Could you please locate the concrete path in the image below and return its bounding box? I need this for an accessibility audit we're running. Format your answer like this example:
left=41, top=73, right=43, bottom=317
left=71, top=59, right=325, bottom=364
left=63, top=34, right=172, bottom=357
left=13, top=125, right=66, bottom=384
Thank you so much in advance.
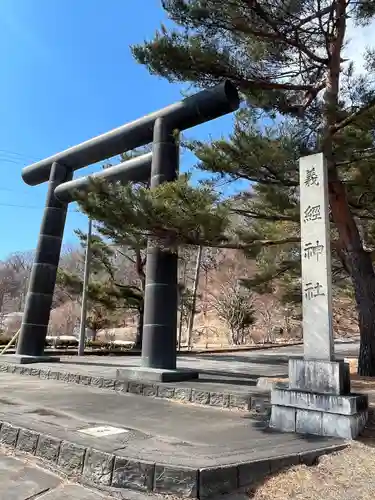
left=0, top=373, right=342, bottom=468
left=0, top=449, right=112, bottom=499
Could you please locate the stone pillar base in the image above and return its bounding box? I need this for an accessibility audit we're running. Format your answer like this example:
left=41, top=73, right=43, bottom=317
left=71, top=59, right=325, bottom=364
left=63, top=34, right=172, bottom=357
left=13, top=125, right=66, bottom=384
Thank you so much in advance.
left=116, top=367, right=199, bottom=383
left=269, top=358, right=368, bottom=439
left=0, top=354, right=60, bottom=364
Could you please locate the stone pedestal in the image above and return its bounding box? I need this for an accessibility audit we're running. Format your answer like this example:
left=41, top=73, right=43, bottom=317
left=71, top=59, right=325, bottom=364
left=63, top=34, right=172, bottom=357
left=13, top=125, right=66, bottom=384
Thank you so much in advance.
left=116, top=367, right=199, bottom=383
left=270, top=358, right=368, bottom=439
left=0, top=354, right=60, bottom=365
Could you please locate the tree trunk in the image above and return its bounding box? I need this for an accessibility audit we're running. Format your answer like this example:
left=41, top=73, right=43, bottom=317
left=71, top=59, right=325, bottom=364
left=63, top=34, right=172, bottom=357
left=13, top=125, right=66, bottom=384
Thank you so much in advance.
left=321, top=0, right=375, bottom=375
left=187, top=246, right=202, bottom=349
left=134, top=248, right=146, bottom=350
left=329, top=178, right=375, bottom=375
left=134, top=307, right=144, bottom=349
left=349, top=250, right=375, bottom=376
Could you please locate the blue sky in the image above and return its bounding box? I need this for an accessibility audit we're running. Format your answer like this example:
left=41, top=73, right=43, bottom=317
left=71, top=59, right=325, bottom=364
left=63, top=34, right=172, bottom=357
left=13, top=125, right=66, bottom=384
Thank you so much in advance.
left=0, top=0, right=237, bottom=260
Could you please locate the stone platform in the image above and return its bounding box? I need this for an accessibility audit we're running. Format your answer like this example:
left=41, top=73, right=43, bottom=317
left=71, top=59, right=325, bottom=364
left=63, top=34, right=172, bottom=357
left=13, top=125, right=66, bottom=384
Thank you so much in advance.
left=270, top=358, right=368, bottom=439
left=0, top=352, right=288, bottom=414
left=0, top=372, right=345, bottom=498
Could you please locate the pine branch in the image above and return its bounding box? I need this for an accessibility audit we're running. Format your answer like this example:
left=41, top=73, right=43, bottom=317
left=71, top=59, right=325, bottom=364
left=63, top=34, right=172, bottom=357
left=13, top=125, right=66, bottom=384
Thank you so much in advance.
left=330, top=97, right=375, bottom=134
left=211, top=237, right=299, bottom=249
left=293, top=5, right=333, bottom=30
left=335, top=147, right=375, bottom=166
left=237, top=79, right=316, bottom=92
left=231, top=208, right=299, bottom=222
left=245, top=0, right=329, bottom=65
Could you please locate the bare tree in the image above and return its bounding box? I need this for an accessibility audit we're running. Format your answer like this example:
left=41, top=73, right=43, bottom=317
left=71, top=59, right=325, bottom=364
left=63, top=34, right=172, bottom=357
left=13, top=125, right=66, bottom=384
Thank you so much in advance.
left=6, top=251, right=34, bottom=310
left=210, top=280, right=256, bottom=345
left=48, top=301, right=81, bottom=337
left=256, top=296, right=283, bottom=344
left=0, top=263, right=20, bottom=324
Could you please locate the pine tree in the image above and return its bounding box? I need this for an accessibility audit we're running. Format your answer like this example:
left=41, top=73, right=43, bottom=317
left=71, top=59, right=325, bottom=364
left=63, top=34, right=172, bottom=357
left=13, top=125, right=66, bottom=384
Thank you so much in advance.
left=75, top=0, right=375, bottom=374
left=57, top=231, right=145, bottom=345
left=128, top=0, right=375, bottom=376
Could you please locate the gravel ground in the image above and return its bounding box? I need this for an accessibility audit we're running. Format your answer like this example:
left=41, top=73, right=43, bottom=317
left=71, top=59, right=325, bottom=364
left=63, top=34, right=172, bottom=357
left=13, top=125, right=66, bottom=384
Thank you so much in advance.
left=250, top=442, right=375, bottom=500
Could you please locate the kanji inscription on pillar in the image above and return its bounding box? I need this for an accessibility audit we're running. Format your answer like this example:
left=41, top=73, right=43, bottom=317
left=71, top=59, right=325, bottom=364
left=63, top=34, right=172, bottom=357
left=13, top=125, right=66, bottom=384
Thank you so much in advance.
left=300, top=153, right=334, bottom=361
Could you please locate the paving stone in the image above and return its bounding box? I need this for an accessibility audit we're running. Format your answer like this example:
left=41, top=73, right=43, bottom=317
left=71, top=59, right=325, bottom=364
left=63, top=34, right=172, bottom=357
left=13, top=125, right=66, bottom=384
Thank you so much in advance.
left=269, top=454, right=300, bottom=472
left=114, top=380, right=128, bottom=392
left=90, top=377, right=103, bottom=388
left=16, top=428, right=39, bottom=454
left=48, top=370, right=60, bottom=380
left=83, top=449, right=114, bottom=486
left=36, top=484, right=110, bottom=499
left=238, top=459, right=270, bottom=487
left=39, top=369, right=50, bottom=379
left=36, top=435, right=61, bottom=462
left=79, top=375, right=92, bottom=386
left=0, top=423, right=19, bottom=447
left=154, top=464, right=198, bottom=497
left=30, top=367, right=41, bottom=377
left=191, top=390, right=210, bottom=405
left=200, top=465, right=238, bottom=498
left=157, top=386, right=175, bottom=399
left=59, top=371, right=70, bottom=383
left=112, top=457, right=154, bottom=491
left=58, top=441, right=86, bottom=475
left=174, top=388, right=192, bottom=402
left=210, top=392, right=229, bottom=407
left=143, top=384, right=158, bottom=397
left=128, top=382, right=143, bottom=395
left=102, top=378, right=115, bottom=389
left=68, top=373, right=81, bottom=384
left=230, top=394, right=251, bottom=411
left=251, top=396, right=270, bottom=414
left=0, top=457, right=61, bottom=498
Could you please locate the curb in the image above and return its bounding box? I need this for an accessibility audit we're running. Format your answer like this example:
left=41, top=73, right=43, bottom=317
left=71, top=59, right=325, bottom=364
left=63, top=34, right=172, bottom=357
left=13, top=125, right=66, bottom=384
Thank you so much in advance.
left=0, top=362, right=271, bottom=414
left=180, top=342, right=303, bottom=355
left=0, top=341, right=303, bottom=357
left=0, top=419, right=347, bottom=499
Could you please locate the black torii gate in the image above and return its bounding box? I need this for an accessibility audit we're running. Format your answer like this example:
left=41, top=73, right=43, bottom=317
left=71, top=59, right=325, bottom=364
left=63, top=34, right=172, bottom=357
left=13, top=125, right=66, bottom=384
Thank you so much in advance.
left=4, top=81, right=239, bottom=381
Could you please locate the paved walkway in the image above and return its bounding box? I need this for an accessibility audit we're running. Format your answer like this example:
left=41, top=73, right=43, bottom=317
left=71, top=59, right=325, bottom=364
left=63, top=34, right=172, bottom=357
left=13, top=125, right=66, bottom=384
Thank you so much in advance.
left=0, top=374, right=343, bottom=468
left=0, top=344, right=353, bottom=498
left=0, top=449, right=113, bottom=499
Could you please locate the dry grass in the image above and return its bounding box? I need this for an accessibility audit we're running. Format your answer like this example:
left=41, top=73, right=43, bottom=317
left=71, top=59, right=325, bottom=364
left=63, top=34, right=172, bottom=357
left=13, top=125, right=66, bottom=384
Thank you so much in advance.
left=250, top=442, right=375, bottom=500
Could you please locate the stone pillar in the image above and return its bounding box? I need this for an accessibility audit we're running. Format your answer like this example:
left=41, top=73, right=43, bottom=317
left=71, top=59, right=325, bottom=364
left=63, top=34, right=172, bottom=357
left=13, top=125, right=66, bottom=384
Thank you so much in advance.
left=141, top=117, right=179, bottom=370
left=269, top=153, right=368, bottom=439
left=7, top=162, right=72, bottom=363
left=116, top=118, right=198, bottom=382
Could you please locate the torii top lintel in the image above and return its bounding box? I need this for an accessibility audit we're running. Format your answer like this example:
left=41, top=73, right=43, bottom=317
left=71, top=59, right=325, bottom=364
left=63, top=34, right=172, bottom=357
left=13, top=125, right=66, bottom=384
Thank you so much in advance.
left=22, top=81, right=240, bottom=186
